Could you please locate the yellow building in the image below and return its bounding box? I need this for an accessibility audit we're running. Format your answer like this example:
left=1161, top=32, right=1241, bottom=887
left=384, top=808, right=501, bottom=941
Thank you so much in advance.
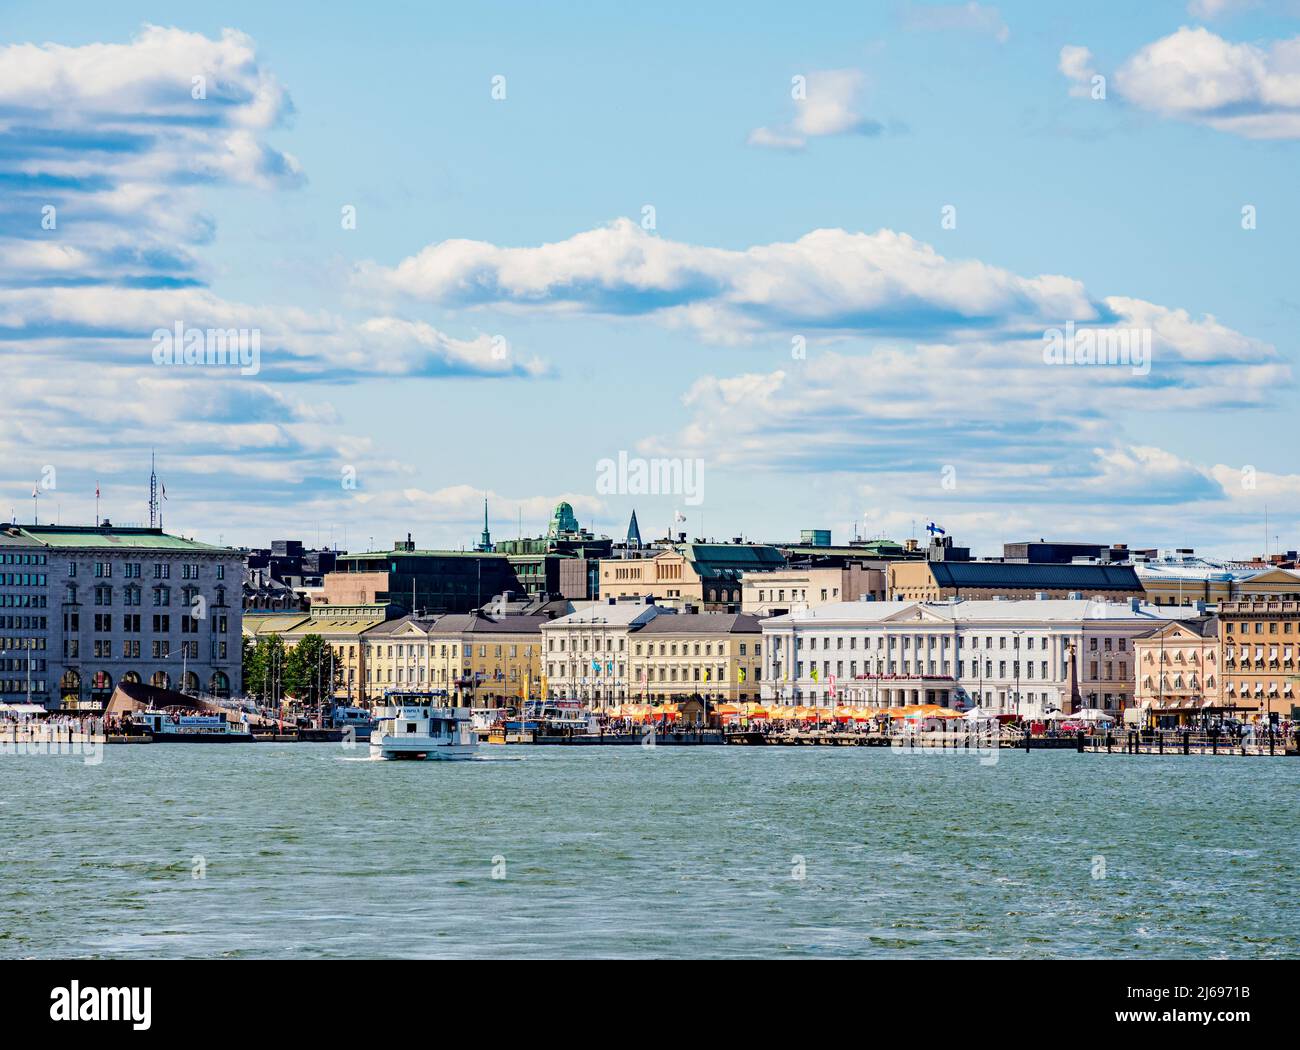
left=628, top=612, right=763, bottom=704
left=1218, top=599, right=1300, bottom=720
left=1132, top=618, right=1220, bottom=725
left=361, top=611, right=546, bottom=708
left=600, top=542, right=785, bottom=610
left=1137, top=562, right=1300, bottom=607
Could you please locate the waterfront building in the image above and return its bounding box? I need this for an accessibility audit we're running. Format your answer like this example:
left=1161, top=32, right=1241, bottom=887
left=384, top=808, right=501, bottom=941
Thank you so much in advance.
left=541, top=597, right=671, bottom=706
left=628, top=612, right=763, bottom=704
left=1132, top=616, right=1220, bottom=724
left=599, top=541, right=785, bottom=610
left=361, top=610, right=548, bottom=708
left=0, top=523, right=243, bottom=710
left=760, top=597, right=1199, bottom=718
left=1217, top=598, right=1300, bottom=720
left=741, top=563, right=885, bottom=616
left=886, top=560, right=1144, bottom=602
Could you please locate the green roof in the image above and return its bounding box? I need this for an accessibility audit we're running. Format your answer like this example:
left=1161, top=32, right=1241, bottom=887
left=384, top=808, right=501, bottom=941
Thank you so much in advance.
left=15, top=525, right=232, bottom=552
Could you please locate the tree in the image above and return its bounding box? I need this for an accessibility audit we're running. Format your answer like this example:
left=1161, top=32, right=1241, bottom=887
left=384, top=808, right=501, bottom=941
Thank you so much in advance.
left=284, top=634, right=342, bottom=708
left=244, top=634, right=288, bottom=704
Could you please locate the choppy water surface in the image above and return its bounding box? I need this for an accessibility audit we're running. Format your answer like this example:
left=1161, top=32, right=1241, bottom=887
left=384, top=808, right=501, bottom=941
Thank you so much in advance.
left=1, top=743, right=1296, bottom=958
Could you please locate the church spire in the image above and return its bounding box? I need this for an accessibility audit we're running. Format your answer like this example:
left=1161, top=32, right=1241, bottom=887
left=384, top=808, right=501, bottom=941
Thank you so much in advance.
left=627, top=509, right=642, bottom=549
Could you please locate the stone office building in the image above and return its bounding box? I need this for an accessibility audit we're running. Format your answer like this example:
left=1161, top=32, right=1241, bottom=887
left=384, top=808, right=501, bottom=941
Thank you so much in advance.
left=0, top=524, right=244, bottom=710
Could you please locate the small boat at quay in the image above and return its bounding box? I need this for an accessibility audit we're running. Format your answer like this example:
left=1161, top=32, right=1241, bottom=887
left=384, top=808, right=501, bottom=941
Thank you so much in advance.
left=326, top=704, right=374, bottom=741
left=126, top=708, right=254, bottom=743
left=370, top=693, right=477, bottom=760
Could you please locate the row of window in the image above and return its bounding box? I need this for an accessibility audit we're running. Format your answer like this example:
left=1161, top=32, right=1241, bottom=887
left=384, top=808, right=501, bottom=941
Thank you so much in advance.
left=1225, top=620, right=1298, bottom=634
left=785, top=658, right=1129, bottom=682
left=0, top=615, right=45, bottom=630
left=76, top=640, right=229, bottom=660
left=0, top=679, right=46, bottom=693
left=0, top=594, right=47, bottom=608
left=0, top=553, right=46, bottom=565
left=0, top=658, right=45, bottom=672
left=0, top=573, right=46, bottom=586
left=81, top=561, right=221, bottom=580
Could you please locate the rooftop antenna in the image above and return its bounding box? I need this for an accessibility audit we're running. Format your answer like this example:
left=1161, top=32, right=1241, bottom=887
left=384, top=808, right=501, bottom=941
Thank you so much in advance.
left=149, top=449, right=158, bottom=529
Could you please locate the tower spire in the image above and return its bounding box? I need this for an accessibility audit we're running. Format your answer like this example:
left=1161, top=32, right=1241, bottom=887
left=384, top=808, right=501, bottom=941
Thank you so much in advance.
left=478, top=496, right=492, bottom=552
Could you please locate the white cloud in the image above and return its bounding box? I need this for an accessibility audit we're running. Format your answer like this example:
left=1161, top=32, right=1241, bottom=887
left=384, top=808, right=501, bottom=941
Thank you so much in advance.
left=748, top=69, right=881, bottom=150
left=367, top=218, right=1108, bottom=342
left=1114, top=26, right=1300, bottom=139
left=0, top=26, right=548, bottom=545
left=1059, top=45, right=1100, bottom=98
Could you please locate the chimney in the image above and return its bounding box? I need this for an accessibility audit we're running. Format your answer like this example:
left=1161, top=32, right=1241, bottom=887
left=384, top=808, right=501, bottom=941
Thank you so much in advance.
left=1194, top=600, right=1207, bottom=614
left=606, top=596, right=617, bottom=606
left=1129, top=598, right=1141, bottom=612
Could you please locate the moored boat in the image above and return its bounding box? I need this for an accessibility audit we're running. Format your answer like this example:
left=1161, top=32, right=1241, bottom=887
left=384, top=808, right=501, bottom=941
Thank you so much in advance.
left=127, top=708, right=254, bottom=743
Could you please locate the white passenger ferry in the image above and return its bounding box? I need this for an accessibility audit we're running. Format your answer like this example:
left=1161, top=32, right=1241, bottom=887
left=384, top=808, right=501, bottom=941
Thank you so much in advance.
left=370, top=692, right=477, bottom=760
left=128, top=708, right=254, bottom=743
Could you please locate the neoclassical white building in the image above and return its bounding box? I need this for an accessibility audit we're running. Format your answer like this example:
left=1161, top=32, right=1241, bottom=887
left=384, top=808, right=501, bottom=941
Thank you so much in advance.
left=760, top=597, right=1204, bottom=718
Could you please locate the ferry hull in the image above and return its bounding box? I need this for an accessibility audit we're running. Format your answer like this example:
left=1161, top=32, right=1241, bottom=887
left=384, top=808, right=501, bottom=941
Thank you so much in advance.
left=369, top=739, right=477, bottom=761
left=139, top=732, right=256, bottom=743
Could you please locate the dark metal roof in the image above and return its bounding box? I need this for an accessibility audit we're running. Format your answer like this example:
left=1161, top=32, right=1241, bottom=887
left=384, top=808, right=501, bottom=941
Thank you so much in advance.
left=635, top=613, right=762, bottom=635
left=928, top=561, right=1142, bottom=591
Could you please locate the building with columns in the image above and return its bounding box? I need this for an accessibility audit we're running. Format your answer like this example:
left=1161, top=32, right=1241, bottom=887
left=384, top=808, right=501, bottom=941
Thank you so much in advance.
left=760, top=597, right=1200, bottom=719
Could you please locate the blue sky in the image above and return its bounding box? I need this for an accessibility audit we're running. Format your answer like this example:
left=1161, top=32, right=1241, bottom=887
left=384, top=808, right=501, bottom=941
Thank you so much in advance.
left=3, top=1, right=1299, bottom=557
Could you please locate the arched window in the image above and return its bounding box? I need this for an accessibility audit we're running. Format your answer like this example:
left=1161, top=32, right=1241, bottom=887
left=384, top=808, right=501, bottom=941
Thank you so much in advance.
left=150, top=671, right=170, bottom=690
left=209, top=671, right=231, bottom=698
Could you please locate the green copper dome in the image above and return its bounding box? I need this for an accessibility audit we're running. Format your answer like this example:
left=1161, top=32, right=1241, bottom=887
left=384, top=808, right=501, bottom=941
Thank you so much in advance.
left=548, top=501, right=580, bottom=537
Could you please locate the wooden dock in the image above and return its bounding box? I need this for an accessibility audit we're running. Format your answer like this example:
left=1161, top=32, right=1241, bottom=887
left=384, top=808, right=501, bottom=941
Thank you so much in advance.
left=1083, top=729, right=1298, bottom=757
